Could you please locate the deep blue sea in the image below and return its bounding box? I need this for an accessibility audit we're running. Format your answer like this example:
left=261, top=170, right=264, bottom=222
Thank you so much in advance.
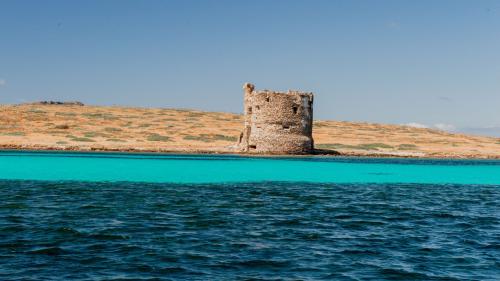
left=0, top=152, right=499, bottom=280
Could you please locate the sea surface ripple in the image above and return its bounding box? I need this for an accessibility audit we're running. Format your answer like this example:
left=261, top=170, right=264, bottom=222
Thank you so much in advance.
left=0, top=180, right=499, bottom=280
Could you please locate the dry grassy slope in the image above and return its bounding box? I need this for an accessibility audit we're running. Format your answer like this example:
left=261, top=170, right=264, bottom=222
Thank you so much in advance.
left=0, top=104, right=499, bottom=158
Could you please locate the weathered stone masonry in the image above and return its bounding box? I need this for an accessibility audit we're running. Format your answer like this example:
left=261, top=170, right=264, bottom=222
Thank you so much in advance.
left=238, top=83, right=314, bottom=154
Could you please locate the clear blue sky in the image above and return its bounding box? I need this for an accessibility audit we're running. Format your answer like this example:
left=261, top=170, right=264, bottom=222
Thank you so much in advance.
left=1, top=0, right=499, bottom=136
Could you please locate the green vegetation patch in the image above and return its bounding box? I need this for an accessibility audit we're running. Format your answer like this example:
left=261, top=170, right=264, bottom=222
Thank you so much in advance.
left=188, top=124, right=205, bottom=128
left=359, top=143, right=393, bottom=150
left=106, top=138, right=127, bottom=142
left=316, top=143, right=394, bottom=151
left=3, top=132, right=26, bottom=136
left=122, top=115, right=140, bottom=119
left=187, top=112, right=206, bottom=118
left=28, top=109, right=46, bottom=114
left=66, top=134, right=95, bottom=142
left=83, top=131, right=109, bottom=138
left=70, top=137, right=95, bottom=142
left=184, top=135, right=210, bottom=142
left=56, top=141, right=68, bottom=145
left=213, top=116, right=228, bottom=121
left=147, top=133, right=171, bottom=142
left=212, top=134, right=238, bottom=142
left=397, top=144, right=419, bottom=150
left=315, top=143, right=345, bottom=150
left=184, top=134, right=238, bottom=143
left=54, top=124, right=70, bottom=130
left=104, top=127, right=123, bottom=133
left=0, top=125, right=19, bottom=130
left=45, top=130, right=68, bottom=135
left=55, top=112, right=77, bottom=117
left=81, top=112, right=118, bottom=120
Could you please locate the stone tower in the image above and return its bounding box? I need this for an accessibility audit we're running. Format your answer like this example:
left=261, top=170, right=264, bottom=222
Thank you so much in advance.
left=238, top=83, right=314, bottom=154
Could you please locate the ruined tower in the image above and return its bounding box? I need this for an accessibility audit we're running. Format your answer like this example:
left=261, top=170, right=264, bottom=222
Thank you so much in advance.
left=238, top=83, right=314, bottom=154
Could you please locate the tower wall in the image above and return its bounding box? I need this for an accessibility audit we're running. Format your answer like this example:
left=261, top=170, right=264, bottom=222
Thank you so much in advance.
left=238, top=83, right=314, bottom=154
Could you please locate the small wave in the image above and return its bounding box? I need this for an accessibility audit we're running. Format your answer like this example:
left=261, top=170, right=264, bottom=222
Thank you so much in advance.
left=271, top=218, right=303, bottom=226
left=0, top=203, right=27, bottom=209
left=480, top=243, right=500, bottom=250
left=27, top=246, right=68, bottom=256
left=88, top=233, right=130, bottom=240
left=379, top=268, right=438, bottom=280
left=229, top=259, right=292, bottom=269
left=56, top=226, right=82, bottom=236
left=340, top=249, right=380, bottom=255
left=157, top=266, right=189, bottom=274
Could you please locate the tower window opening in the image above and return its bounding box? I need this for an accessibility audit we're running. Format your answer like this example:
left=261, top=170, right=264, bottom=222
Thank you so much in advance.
left=283, top=125, right=290, bottom=130
left=292, top=106, right=298, bottom=114
left=247, top=107, right=252, bottom=114
left=265, top=97, right=270, bottom=102
left=249, top=145, right=257, bottom=150
left=256, top=105, right=260, bottom=110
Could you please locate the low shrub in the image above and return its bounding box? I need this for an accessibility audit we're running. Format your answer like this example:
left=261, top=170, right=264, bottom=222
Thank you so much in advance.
left=83, top=132, right=109, bottom=138
left=106, top=138, right=127, bottom=142
left=70, top=137, right=95, bottom=142
left=28, top=109, right=46, bottom=114
left=54, top=124, right=70, bottom=130
left=316, top=143, right=393, bottom=151
left=212, top=134, right=238, bottom=142
left=55, top=112, right=76, bottom=117
left=147, top=134, right=171, bottom=142
left=397, top=144, right=419, bottom=150
left=104, top=127, right=122, bottom=132
left=81, top=113, right=117, bottom=120
left=3, top=132, right=25, bottom=136
left=184, top=134, right=237, bottom=142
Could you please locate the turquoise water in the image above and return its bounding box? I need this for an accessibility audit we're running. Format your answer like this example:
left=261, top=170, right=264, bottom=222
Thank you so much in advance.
left=1, top=152, right=499, bottom=280
left=0, top=151, right=499, bottom=184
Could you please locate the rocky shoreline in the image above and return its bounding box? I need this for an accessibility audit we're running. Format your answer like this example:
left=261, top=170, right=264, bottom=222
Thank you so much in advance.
left=1, top=144, right=499, bottom=160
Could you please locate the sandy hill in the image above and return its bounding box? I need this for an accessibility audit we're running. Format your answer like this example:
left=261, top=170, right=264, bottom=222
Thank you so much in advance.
left=0, top=104, right=499, bottom=158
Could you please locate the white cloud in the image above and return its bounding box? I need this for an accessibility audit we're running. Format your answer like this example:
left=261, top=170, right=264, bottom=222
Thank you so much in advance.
left=404, top=122, right=429, bottom=129
left=0, top=79, right=5, bottom=86
left=434, top=123, right=456, bottom=132
left=404, top=122, right=457, bottom=132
